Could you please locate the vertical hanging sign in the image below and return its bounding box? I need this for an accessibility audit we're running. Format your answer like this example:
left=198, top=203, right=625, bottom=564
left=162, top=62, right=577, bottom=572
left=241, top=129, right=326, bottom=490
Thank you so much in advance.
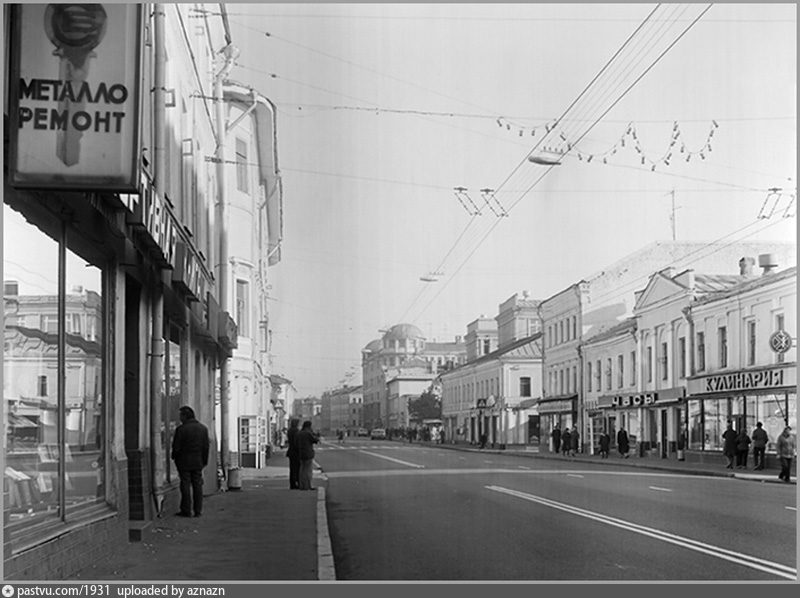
left=8, top=4, right=143, bottom=191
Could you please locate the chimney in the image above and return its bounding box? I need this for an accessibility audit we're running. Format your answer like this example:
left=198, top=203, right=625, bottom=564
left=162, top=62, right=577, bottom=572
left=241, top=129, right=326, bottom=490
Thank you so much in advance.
left=758, top=253, right=778, bottom=275
left=738, top=257, right=756, bottom=277
left=4, top=280, right=19, bottom=296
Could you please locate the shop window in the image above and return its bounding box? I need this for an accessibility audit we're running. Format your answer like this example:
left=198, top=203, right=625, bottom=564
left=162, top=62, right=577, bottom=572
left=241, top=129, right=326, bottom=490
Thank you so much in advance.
left=687, top=400, right=703, bottom=450
left=718, top=326, right=728, bottom=368
left=696, top=332, right=705, bottom=372
left=3, top=204, right=106, bottom=547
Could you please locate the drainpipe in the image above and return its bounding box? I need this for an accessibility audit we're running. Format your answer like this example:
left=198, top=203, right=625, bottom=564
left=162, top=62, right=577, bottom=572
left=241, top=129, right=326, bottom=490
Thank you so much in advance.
left=214, top=9, right=238, bottom=487
left=151, top=2, right=166, bottom=513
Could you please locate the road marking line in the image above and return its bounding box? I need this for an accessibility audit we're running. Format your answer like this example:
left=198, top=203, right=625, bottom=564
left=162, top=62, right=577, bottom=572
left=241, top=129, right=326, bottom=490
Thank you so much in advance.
left=786, top=506, right=797, bottom=511
left=359, top=450, right=425, bottom=468
left=518, top=466, right=531, bottom=470
left=483, top=460, right=493, bottom=464
left=486, top=485, right=797, bottom=581
left=649, top=486, right=673, bottom=492
left=567, top=473, right=584, bottom=478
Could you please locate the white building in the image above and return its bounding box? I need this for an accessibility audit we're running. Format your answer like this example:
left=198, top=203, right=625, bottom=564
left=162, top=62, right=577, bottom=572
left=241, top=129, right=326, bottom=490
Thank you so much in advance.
left=222, top=82, right=283, bottom=468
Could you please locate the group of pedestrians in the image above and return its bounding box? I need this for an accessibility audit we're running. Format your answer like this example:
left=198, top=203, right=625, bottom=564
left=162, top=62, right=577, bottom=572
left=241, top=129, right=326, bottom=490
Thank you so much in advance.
left=286, top=418, right=320, bottom=490
left=721, top=421, right=795, bottom=481
left=550, top=424, right=581, bottom=457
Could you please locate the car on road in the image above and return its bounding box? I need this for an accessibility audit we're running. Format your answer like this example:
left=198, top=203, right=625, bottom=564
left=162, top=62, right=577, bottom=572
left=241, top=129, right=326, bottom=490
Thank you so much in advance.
left=356, top=428, right=369, bottom=437
left=370, top=428, right=387, bottom=440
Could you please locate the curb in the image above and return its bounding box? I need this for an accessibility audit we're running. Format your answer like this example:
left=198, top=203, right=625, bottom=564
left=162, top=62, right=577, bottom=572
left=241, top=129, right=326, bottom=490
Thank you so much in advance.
left=316, top=484, right=336, bottom=581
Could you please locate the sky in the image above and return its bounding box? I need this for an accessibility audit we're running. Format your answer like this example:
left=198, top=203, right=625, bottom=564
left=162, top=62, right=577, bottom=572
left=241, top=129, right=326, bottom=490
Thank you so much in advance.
left=219, top=2, right=797, bottom=397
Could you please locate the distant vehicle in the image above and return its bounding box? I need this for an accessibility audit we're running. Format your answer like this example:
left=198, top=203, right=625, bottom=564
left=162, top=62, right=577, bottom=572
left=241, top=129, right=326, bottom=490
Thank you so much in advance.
left=370, top=428, right=387, bottom=440
left=357, top=428, right=369, bottom=437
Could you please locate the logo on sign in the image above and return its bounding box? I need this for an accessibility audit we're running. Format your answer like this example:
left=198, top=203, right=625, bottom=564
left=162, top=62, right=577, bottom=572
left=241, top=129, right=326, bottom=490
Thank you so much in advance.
left=769, top=329, right=792, bottom=354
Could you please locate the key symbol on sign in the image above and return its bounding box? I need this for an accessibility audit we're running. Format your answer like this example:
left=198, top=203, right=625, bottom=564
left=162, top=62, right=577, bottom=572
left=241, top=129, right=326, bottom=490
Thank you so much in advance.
left=44, top=4, right=108, bottom=166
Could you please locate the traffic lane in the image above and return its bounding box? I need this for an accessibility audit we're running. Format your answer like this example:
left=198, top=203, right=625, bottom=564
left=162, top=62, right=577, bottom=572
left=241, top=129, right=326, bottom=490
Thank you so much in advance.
left=326, top=469, right=790, bottom=580
left=496, top=469, right=796, bottom=568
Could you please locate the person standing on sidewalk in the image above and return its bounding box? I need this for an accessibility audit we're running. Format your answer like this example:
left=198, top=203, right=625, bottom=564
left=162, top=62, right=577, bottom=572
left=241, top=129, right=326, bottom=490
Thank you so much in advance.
left=735, top=426, right=751, bottom=469
left=551, top=424, right=562, bottom=454
left=297, top=420, right=320, bottom=490
left=570, top=427, right=580, bottom=457
left=171, top=406, right=210, bottom=518
left=286, top=418, right=301, bottom=489
left=617, top=426, right=630, bottom=458
left=599, top=430, right=611, bottom=458
left=776, top=426, right=796, bottom=483
left=561, top=427, right=571, bottom=456
left=722, top=421, right=737, bottom=469
left=751, top=422, right=769, bottom=470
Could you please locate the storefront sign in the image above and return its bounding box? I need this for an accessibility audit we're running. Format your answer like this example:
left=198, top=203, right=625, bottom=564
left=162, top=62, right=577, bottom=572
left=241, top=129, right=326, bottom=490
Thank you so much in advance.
left=612, top=393, right=658, bottom=407
left=689, top=368, right=796, bottom=395
left=142, top=185, right=177, bottom=268
left=537, top=399, right=574, bottom=414
left=172, top=241, right=208, bottom=302
left=8, top=4, right=142, bottom=191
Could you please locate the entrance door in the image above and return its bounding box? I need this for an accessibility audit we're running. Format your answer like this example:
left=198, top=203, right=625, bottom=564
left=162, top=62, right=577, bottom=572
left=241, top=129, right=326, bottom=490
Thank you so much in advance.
left=660, top=409, right=668, bottom=458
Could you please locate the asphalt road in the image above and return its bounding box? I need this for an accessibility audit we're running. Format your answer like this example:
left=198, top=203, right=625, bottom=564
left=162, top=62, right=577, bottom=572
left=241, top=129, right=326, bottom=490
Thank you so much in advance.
left=315, top=438, right=797, bottom=581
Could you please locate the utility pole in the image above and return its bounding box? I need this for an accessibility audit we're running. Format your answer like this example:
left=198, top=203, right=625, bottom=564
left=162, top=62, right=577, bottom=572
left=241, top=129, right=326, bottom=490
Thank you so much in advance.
left=668, top=189, right=679, bottom=241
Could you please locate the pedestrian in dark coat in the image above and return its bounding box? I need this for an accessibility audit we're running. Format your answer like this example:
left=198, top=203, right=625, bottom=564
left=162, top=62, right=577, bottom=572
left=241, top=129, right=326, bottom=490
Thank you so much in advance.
left=599, top=431, right=611, bottom=458
left=751, top=422, right=769, bottom=470
left=776, top=426, right=796, bottom=483
left=735, top=428, right=751, bottom=469
left=722, top=421, right=737, bottom=469
left=551, top=424, right=562, bottom=454
left=171, top=406, right=210, bottom=517
left=617, top=427, right=630, bottom=458
left=286, top=418, right=301, bottom=489
left=561, top=428, right=571, bottom=455
left=296, top=420, right=320, bottom=490
left=570, top=427, right=580, bottom=457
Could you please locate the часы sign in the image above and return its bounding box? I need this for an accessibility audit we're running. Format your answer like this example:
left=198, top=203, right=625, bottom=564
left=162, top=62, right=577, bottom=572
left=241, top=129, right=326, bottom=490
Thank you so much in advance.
left=8, top=4, right=142, bottom=191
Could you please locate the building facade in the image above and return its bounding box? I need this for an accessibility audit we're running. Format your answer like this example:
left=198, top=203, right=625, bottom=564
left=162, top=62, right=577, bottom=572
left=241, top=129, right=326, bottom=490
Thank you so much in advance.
left=684, top=261, right=796, bottom=465
left=222, top=82, right=283, bottom=469
left=3, top=4, right=237, bottom=578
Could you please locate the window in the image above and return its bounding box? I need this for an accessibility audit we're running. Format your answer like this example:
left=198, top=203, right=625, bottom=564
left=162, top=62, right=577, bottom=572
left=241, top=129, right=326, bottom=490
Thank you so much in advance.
left=606, top=358, right=612, bottom=391
left=572, top=316, right=577, bottom=339
left=3, top=204, right=106, bottom=547
left=719, top=326, right=728, bottom=368
left=595, top=359, right=601, bottom=391
left=483, top=339, right=491, bottom=355
left=587, top=361, right=593, bottom=392
left=776, top=314, right=785, bottom=363
left=520, top=377, right=531, bottom=397
left=559, top=321, right=564, bottom=344
left=617, top=355, right=624, bottom=388
left=572, top=366, right=576, bottom=393
left=547, top=325, right=552, bottom=347
left=661, top=342, right=669, bottom=380
left=646, top=346, right=653, bottom=382
left=630, top=351, right=636, bottom=385
left=559, top=370, right=564, bottom=394
left=235, top=137, right=249, bottom=193
left=697, top=332, right=705, bottom=372
left=678, top=337, right=686, bottom=378
left=747, top=320, right=756, bottom=366
left=235, top=279, right=249, bottom=337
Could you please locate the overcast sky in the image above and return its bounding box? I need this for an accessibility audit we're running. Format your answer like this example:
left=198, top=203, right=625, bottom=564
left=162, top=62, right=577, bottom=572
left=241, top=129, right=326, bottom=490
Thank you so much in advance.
left=221, top=3, right=797, bottom=397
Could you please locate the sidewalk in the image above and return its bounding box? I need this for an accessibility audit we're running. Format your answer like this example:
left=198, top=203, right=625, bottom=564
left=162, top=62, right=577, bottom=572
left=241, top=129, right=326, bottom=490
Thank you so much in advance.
left=69, top=464, right=334, bottom=582
left=68, top=443, right=793, bottom=582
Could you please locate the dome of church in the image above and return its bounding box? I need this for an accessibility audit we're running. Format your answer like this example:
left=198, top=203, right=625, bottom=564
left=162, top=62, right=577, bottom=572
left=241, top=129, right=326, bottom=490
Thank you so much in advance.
left=383, top=323, right=425, bottom=341
left=363, top=339, right=382, bottom=352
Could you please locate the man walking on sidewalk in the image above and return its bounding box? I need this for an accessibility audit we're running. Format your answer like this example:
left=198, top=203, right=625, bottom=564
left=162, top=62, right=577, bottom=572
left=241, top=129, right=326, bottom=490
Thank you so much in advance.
left=297, top=420, right=320, bottom=490
left=172, top=406, right=210, bottom=517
